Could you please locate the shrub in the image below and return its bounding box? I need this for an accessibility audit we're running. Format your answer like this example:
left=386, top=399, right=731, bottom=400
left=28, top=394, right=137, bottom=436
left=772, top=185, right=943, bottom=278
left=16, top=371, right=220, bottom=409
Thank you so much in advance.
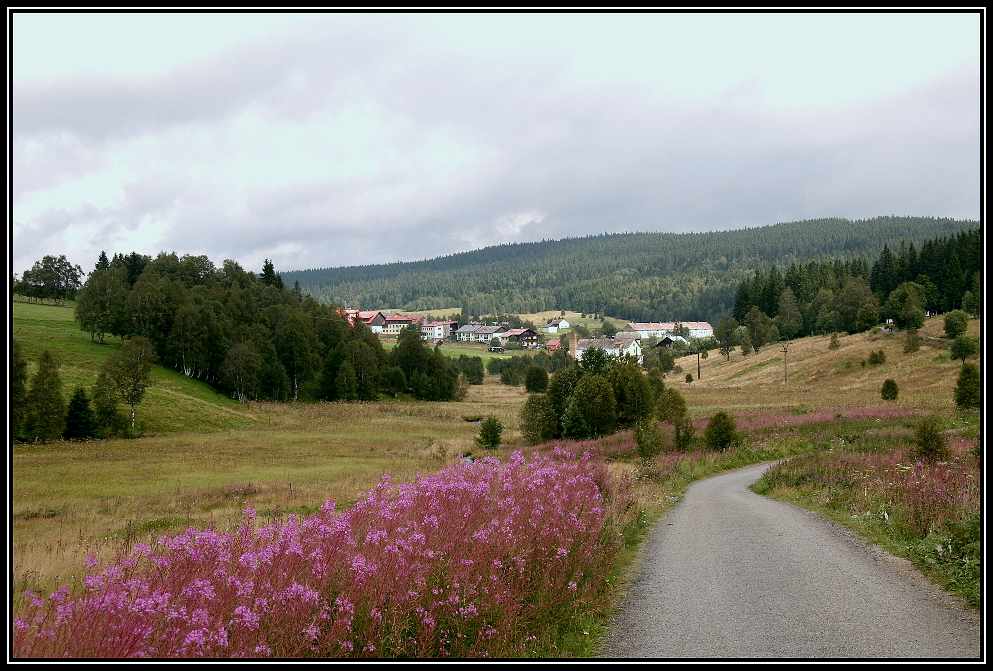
left=519, top=394, right=557, bottom=445
left=476, top=416, right=503, bottom=450
left=949, top=336, right=979, bottom=364
left=954, top=363, right=980, bottom=411
left=880, top=379, right=899, bottom=401
left=867, top=349, right=886, bottom=365
left=903, top=328, right=920, bottom=354
left=685, top=373, right=693, bottom=384
left=656, top=388, right=687, bottom=426
left=912, top=416, right=948, bottom=463
left=524, top=366, right=549, bottom=393
left=704, top=411, right=740, bottom=451
left=943, top=310, right=969, bottom=339
left=673, top=417, right=696, bottom=452
left=633, top=418, right=664, bottom=459
left=828, top=333, right=841, bottom=350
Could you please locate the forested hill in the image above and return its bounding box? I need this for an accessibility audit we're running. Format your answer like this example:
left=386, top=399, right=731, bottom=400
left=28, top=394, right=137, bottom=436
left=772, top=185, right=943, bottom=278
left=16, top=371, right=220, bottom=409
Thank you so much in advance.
left=282, top=216, right=979, bottom=323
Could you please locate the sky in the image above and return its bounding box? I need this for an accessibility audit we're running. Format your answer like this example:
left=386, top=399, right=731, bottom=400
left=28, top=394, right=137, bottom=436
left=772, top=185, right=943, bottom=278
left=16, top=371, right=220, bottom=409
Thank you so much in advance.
left=10, top=11, right=982, bottom=278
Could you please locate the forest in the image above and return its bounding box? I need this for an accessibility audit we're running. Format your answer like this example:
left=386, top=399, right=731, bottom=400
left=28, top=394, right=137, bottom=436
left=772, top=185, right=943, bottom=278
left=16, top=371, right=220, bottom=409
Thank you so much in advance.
left=724, top=228, right=981, bottom=346
left=13, top=252, right=471, bottom=427
left=12, top=220, right=980, bottom=431
left=280, top=216, right=978, bottom=322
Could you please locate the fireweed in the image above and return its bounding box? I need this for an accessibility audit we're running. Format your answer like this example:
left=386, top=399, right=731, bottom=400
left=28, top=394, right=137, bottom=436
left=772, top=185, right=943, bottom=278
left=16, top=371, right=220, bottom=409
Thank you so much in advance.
left=13, top=449, right=633, bottom=659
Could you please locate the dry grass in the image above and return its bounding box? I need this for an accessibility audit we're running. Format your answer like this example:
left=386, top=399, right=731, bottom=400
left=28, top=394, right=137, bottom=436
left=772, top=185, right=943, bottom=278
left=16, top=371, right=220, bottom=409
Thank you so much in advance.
left=678, top=317, right=978, bottom=415
left=12, top=376, right=527, bottom=597
left=13, top=313, right=979, bottom=604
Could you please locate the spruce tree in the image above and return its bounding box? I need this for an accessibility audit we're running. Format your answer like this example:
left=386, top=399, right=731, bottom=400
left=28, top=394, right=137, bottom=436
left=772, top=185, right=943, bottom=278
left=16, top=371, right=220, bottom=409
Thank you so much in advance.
left=63, top=387, right=97, bottom=440
left=954, top=363, right=980, bottom=411
left=24, top=349, right=67, bottom=442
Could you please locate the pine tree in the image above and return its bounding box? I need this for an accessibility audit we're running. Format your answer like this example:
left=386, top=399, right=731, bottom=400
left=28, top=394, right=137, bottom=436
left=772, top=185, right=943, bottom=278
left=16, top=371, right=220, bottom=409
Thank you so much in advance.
left=954, top=363, right=980, bottom=411
left=63, top=387, right=97, bottom=440
left=24, top=349, right=67, bottom=442
left=880, top=379, right=899, bottom=401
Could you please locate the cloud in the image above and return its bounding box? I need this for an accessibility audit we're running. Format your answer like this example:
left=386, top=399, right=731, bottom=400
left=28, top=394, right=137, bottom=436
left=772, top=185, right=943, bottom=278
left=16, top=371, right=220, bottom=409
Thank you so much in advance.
left=12, top=18, right=980, bottom=277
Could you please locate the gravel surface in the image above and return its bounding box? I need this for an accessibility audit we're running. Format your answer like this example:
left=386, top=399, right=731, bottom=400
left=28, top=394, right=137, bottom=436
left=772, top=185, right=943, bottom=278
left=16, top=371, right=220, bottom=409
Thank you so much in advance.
left=602, top=462, right=981, bottom=659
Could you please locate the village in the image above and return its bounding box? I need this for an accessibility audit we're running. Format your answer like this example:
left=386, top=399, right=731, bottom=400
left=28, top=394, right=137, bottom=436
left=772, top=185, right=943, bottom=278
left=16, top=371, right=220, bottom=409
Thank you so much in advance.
left=334, top=308, right=714, bottom=363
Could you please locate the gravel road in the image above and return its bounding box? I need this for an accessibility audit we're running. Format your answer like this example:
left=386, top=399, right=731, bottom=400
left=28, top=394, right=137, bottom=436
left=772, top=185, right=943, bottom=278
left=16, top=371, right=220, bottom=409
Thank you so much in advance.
left=602, top=462, right=981, bottom=659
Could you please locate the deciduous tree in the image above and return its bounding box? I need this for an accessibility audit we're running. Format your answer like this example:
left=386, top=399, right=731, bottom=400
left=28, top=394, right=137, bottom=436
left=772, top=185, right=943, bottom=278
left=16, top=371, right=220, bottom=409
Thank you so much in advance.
left=105, top=337, right=158, bottom=432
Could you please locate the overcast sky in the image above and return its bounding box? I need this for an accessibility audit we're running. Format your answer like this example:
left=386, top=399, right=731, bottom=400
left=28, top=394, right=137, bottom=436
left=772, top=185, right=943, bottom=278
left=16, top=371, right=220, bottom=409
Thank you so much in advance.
left=11, top=11, right=981, bottom=277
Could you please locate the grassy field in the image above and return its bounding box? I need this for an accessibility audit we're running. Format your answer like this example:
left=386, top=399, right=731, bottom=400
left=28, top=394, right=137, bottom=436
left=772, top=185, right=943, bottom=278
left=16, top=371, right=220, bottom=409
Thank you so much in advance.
left=12, top=299, right=981, bottom=648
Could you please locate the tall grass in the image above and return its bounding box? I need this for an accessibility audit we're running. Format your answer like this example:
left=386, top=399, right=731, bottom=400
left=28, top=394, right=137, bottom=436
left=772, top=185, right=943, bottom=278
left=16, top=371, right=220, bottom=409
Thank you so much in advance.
left=13, top=449, right=634, bottom=658
left=755, top=434, right=981, bottom=607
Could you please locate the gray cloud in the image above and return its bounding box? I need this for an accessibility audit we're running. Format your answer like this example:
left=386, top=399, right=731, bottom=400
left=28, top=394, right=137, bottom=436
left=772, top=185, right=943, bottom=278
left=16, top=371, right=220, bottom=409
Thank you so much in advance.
left=12, top=21, right=979, bottom=277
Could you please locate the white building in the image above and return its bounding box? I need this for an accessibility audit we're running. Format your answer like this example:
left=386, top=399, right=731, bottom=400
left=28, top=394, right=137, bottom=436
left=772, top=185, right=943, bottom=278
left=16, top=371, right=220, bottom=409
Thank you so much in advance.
left=625, top=321, right=713, bottom=339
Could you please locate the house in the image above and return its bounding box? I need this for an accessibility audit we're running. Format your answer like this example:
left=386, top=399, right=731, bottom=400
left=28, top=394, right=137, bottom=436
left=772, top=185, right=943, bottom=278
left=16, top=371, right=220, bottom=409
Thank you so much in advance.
left=625, top=321, right=714, bottom=339
left=471, top=325, right=507, bottom=344
left=500, top=327, right=539, bottom=346
left=653, top=335, right=689, bottom=348
left=455, top=324, right=483, bottom=341
left=358, top=310, right=387, bottom=333
left=382, top=314, right=425, bottom=335
left=546, top=338, right=562, bottom=353
left=335, top=309, right=361, bottom=326
left=541, top=318, right=571, bottom=334
left=573, top=335, right=643, bottom=364
left=421, top=321, right=457, bottom=340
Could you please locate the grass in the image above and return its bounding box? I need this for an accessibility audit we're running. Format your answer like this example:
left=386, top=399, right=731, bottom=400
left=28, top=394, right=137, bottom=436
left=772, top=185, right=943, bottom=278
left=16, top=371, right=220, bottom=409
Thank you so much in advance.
left=12, top=302, right=982, bottom=656
left=13, top=301, right=258, bottom=435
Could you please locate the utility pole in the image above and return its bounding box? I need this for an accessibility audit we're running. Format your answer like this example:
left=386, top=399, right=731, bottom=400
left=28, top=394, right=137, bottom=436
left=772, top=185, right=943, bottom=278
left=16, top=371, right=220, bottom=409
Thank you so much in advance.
left=782, top=341, right=790, bottom=383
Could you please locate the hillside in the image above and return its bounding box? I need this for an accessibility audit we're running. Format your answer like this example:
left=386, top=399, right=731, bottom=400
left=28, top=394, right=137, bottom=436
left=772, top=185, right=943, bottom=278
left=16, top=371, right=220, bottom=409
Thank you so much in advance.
left=679, top=315, right=980, bottom=415
left=13, top=301, right=259, bottom=435
left=281, top=216, right=978, bottom=322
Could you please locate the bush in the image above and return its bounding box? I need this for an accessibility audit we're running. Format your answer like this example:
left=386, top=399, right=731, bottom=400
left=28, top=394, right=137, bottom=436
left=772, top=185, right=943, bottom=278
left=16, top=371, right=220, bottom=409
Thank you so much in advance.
left=524, top=366, right=549, bottom=393
left=912, top=416, right=948, bottom=463
left=685, top=373, right=693, bottom=384
left=519, top=394, right=557, bottom=445
left=633, top=418, right=664, bottom=459
left=943, top=310, right=969, bottom=339
left=880, top=379, right=899, bottom=401
left=867, top=349, right=886, bottom=365
left=949, top=335, right=979, bottom=364
left=828, top=333, right=841, bottom=350
left=476, top=416, right=503, bottom=450
left=954, top=363, right=980, bottom=411
left=704, top=411, right=739, bottom=451
left=903, top=328, right=920, bottom=354
left=673, top=417, right=695, bottom=452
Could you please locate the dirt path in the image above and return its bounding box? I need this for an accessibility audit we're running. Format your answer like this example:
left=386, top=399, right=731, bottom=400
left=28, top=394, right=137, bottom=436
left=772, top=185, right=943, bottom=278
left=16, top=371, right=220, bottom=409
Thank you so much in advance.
left=602, top=462, right=981, bottom=659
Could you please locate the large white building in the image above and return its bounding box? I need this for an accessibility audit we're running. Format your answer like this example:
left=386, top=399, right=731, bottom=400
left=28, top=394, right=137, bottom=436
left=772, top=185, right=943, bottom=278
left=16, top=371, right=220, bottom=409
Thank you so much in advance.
left=625, top=321, right=713, bottom=339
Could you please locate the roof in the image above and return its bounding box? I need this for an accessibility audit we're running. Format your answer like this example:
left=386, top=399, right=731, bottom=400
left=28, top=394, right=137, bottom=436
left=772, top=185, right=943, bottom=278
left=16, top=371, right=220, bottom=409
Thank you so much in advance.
left=627, top=321, right=714, bottom=332
left=502, top=327, right=537, bottom=337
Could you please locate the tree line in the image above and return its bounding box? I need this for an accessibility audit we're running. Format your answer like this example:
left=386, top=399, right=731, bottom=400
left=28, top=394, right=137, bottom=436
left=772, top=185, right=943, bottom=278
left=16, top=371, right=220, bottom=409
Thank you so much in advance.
left=724, top=228, right=981, bottom=353
left=63, top=251, right=468, bottom=407
left=282, top=216, right=978, bottom=324
left=11, top=337, right=156, bottom=442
